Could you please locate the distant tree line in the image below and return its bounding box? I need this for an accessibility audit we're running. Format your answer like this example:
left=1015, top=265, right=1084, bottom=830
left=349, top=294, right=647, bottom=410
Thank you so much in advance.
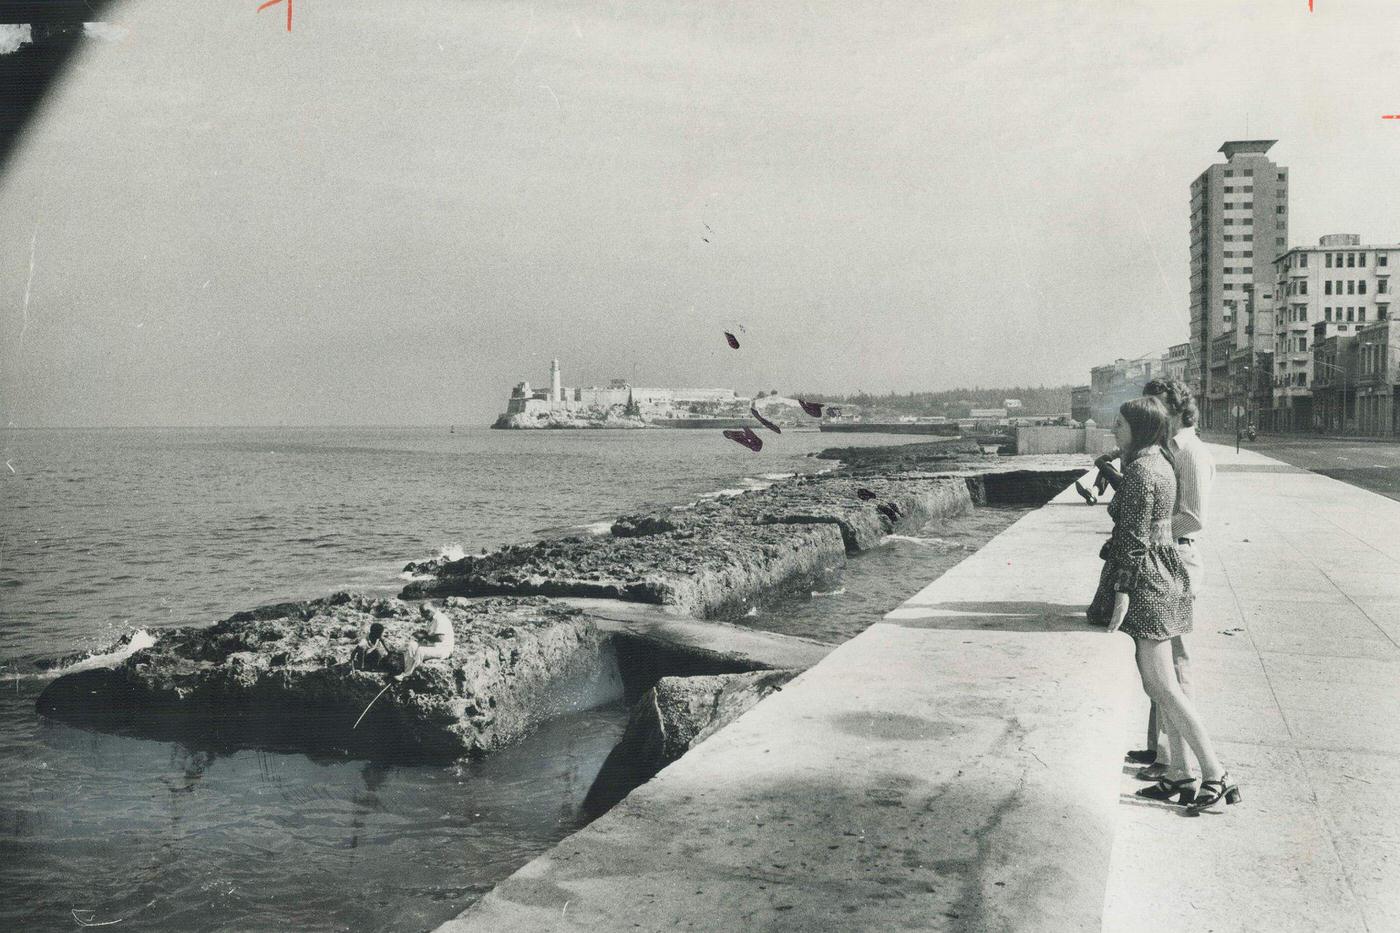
left=800, top=385, right=1074, bottom=418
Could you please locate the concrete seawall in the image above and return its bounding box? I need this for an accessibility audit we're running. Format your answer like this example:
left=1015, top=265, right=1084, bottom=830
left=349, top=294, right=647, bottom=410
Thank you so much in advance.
left=437, top=470, right=1139, bottom=931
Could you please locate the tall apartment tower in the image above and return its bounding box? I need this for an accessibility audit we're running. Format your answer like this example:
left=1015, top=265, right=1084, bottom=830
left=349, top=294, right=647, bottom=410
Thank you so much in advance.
left=549, top=358, right=562, bottom=403
left=1188, top=140, right=1289, bottom=428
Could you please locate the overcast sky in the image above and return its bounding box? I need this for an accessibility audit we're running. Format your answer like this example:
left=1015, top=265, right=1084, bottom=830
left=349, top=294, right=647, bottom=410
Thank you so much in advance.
left=3, top=0, right=1400, bottom=426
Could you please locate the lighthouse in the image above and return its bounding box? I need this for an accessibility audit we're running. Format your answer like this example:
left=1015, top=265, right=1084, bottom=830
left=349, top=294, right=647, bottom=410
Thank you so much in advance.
left=550, top=359, right=562, bottom=403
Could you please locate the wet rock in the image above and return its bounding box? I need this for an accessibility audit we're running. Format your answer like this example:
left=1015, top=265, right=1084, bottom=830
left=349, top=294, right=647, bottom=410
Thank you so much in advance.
left=36, top=594, right=601, bottom=760
left=401, top=523, right=847, bottom=618
left=583, top=669, right=798, bottom=815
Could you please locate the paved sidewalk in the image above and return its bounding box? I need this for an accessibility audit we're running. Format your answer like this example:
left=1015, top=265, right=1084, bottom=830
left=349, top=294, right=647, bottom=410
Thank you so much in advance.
left=1102, top=443, right=1400, bottom=932
left=439, top=445, right=1400, bottom=932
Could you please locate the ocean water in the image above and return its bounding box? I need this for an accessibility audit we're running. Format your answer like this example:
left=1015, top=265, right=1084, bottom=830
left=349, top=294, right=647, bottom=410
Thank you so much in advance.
left=0, top=426, right=1024, bottom=931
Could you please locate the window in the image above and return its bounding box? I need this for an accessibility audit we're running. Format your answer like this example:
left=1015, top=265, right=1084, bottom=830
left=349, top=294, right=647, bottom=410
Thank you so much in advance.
left=1224, top=235, right=1235, bottom=242
left=1326, top=281, right=1333, bottom=295
left=1348, top=254, right=1356, bottom=267
left=1380, top=279, right=1389, bottom=294
left=1224, top=219, right=1234, bottom=226
left=1277, top=237, right=1286, bottom=248
left=1244, top=251, right=1253, bottom=258
left=1360, top=253, right=1367, bottom=267
left=1299, top=337, right=1308, bottom=351
left=1277, top=206, right=1286, bottom=214
left=1380, top=253, right=1389, bottom=267
left=1244, top=235, right=1253, bottom=241
left=1301, top=253, right=1308, bottom=267
left=1278, top=172, right=1287, bottom=182
left=1225, top=169, right=1235, bottom=177
left=1300, top=305, right=1307, bottom=321
left=1327, top=254, right=1334, bottom=268
left=1326, top=307, right=1332, bottom=321
left=1348, top=308, right=1356, bottom=322
left=1244, top=169, right=1254, bottom=176
left=1381, top=304, right=1390, bottom=320
left=1301, top=280, right=1308, bottom=295
left=1360, top=308, right=1367, bottom=322
left=1360, top=280, right=1367, bottom=295
left=1348, top=281, right=1356, bottom=295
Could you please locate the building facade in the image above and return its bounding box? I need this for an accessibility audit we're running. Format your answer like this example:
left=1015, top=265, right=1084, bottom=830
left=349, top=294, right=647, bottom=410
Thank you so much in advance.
left=1354, top=320, right=1400, bottom=436
left=1070, top=385, right=1091, bottom=424
left=1189, top=140, right=1288, bottom=428
left=1273, top=235, right=1398, bottom=431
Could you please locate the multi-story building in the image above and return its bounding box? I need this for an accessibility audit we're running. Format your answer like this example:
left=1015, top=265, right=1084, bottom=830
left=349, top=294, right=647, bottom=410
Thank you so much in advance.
left=1163, top=343, right=1189, bottom=383
left=1354, top=320, right=1400, bottom=436
left=1273, top=234, right=1398, bottom=431
left=1189, top=140, right=1288, bottom=428
left=1312, top=326, right=1360, bottom=433
left=1088, top=356, right=1162, bottom=424
left=1070, top=385, right=1091, bottom=424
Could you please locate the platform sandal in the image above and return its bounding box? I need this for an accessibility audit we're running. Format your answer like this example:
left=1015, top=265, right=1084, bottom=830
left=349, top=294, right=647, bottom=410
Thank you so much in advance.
left=1134, top=762, right=1168, bottom=781
left=1074, top=480, right=1098, bottom=505
left=1185, top=774, right=1241, bottom=815
left=1135, top=776, right=1197, bottom=805
left=1125, top=749, right=1157, bottom=765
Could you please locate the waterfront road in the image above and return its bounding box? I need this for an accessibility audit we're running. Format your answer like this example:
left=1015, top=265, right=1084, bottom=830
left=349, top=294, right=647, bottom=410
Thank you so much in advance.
left=440, top=444, right=1399, bottom=931
left=1202, top=431, right=1400, bottom=502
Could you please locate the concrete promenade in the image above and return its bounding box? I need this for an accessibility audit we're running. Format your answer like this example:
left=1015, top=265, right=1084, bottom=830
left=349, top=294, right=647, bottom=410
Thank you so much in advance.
left=440, top=443, right=1399, bottom=931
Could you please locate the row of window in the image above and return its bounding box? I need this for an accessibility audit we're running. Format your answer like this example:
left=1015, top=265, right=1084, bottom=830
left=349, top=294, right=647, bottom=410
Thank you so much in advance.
left=1286, top=279, right=1309, bottom=295
left=1326, top=252, right=1390, bottom=268
left=1326, top=306, right=1371, bottom=322
left=1223, top=218, right=1253, bottom=226
left=1224, top=250, right=1253, bottom=258
left=1325, top=279, right=1388, bottom=295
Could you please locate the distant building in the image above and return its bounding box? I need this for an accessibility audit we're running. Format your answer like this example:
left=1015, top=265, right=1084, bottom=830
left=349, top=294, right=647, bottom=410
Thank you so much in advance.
left=1189, top=140, right=1288, bottom=428
left=969, top=408, right=1008, bottom=419
left=1163, top=343, right=1189, bottom=382
left=501, top=360, right=742, bottom=424
left=1354, top=319, right=1400, bottom=436
left=1003, top=399, right=1022, bottom=410
left=1271, top=235, right=1397, bottom=432
left=1089, top=356, right=1161, bottom=424
left=1070, top=385, right=1091, bottom=423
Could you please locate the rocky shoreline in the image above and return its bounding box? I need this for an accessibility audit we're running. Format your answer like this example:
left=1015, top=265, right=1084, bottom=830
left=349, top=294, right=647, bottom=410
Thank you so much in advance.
left=36, top=441, right=1087, bottom=792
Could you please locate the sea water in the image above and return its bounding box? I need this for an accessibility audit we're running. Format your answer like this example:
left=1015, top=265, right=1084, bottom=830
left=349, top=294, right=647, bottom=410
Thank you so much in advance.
left=0, top=426, right=1024, bottom=931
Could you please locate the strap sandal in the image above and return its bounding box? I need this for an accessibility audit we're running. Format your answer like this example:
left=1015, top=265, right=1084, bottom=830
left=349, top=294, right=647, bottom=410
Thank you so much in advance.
left=1134, top=762, right=1168, bottom=781
left=1135, top=776, right=1198, bottom=805
left=1185, top=773, right=1242, bottom=815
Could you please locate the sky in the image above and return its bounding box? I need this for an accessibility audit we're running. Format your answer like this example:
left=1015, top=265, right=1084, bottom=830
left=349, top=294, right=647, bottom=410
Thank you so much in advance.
left=3, top=0, right=1400, bottom=427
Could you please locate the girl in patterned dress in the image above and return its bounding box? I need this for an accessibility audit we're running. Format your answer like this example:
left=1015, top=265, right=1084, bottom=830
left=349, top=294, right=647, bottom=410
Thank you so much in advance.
left=1088, top=397, right=1240, bottom=814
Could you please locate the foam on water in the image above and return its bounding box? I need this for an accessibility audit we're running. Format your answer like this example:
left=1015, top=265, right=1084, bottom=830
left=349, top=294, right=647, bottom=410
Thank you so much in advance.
left=810, top=587, right=847, bottom=597
left=23, top=628, right=157, bottom=681
left=881, top=534, right=965, bottom=548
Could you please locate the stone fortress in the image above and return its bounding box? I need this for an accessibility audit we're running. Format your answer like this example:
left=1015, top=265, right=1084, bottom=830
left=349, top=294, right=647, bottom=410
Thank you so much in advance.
left=493, top=359, right=761, bottom=429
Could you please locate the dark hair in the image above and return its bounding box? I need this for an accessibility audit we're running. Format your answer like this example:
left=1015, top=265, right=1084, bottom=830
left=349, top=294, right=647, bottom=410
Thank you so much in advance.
left=1119, top=396, right=1171, bottom=457
left=1142, top=378, right=1198, bottom=428
left=367, top=622, right=386, bottom=642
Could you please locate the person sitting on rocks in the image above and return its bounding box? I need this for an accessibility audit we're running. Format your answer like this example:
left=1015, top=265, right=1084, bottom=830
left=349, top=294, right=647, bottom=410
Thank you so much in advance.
left=394, top=606, right=455, bottom=681
left=350, top=622, right=390, bottom=672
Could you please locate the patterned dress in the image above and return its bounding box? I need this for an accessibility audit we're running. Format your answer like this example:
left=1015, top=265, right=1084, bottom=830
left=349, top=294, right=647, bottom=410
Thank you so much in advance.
left=1087, top=445, right=1193, bottom=639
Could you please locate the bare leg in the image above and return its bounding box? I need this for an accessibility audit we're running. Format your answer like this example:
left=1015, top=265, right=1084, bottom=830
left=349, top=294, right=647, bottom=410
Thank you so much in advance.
left=398, top=642, right=423, bottom=680
left=1135, top=638, right=1224, bottom=781
left=1146, top=702, right=1159, bottom=755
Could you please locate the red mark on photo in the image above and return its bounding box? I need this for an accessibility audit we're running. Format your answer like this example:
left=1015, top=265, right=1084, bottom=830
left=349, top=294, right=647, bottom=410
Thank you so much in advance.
left=258, top=0, right=293, bottom=32
left=1385, top=115, right=1400, bottom=120
left=750, top=407, right=781, bottom=434
left=723, top=428, right=763, bottom=452
left=724, top=331, right=740, bottom=350
left=797, top=399, right=824, bottom=418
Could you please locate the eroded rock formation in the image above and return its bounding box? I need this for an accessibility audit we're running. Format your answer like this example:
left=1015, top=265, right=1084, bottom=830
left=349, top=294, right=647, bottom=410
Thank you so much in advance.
left=36, top=594, right=601, bottom=759
left=583, top=669, right=798, bottom=815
